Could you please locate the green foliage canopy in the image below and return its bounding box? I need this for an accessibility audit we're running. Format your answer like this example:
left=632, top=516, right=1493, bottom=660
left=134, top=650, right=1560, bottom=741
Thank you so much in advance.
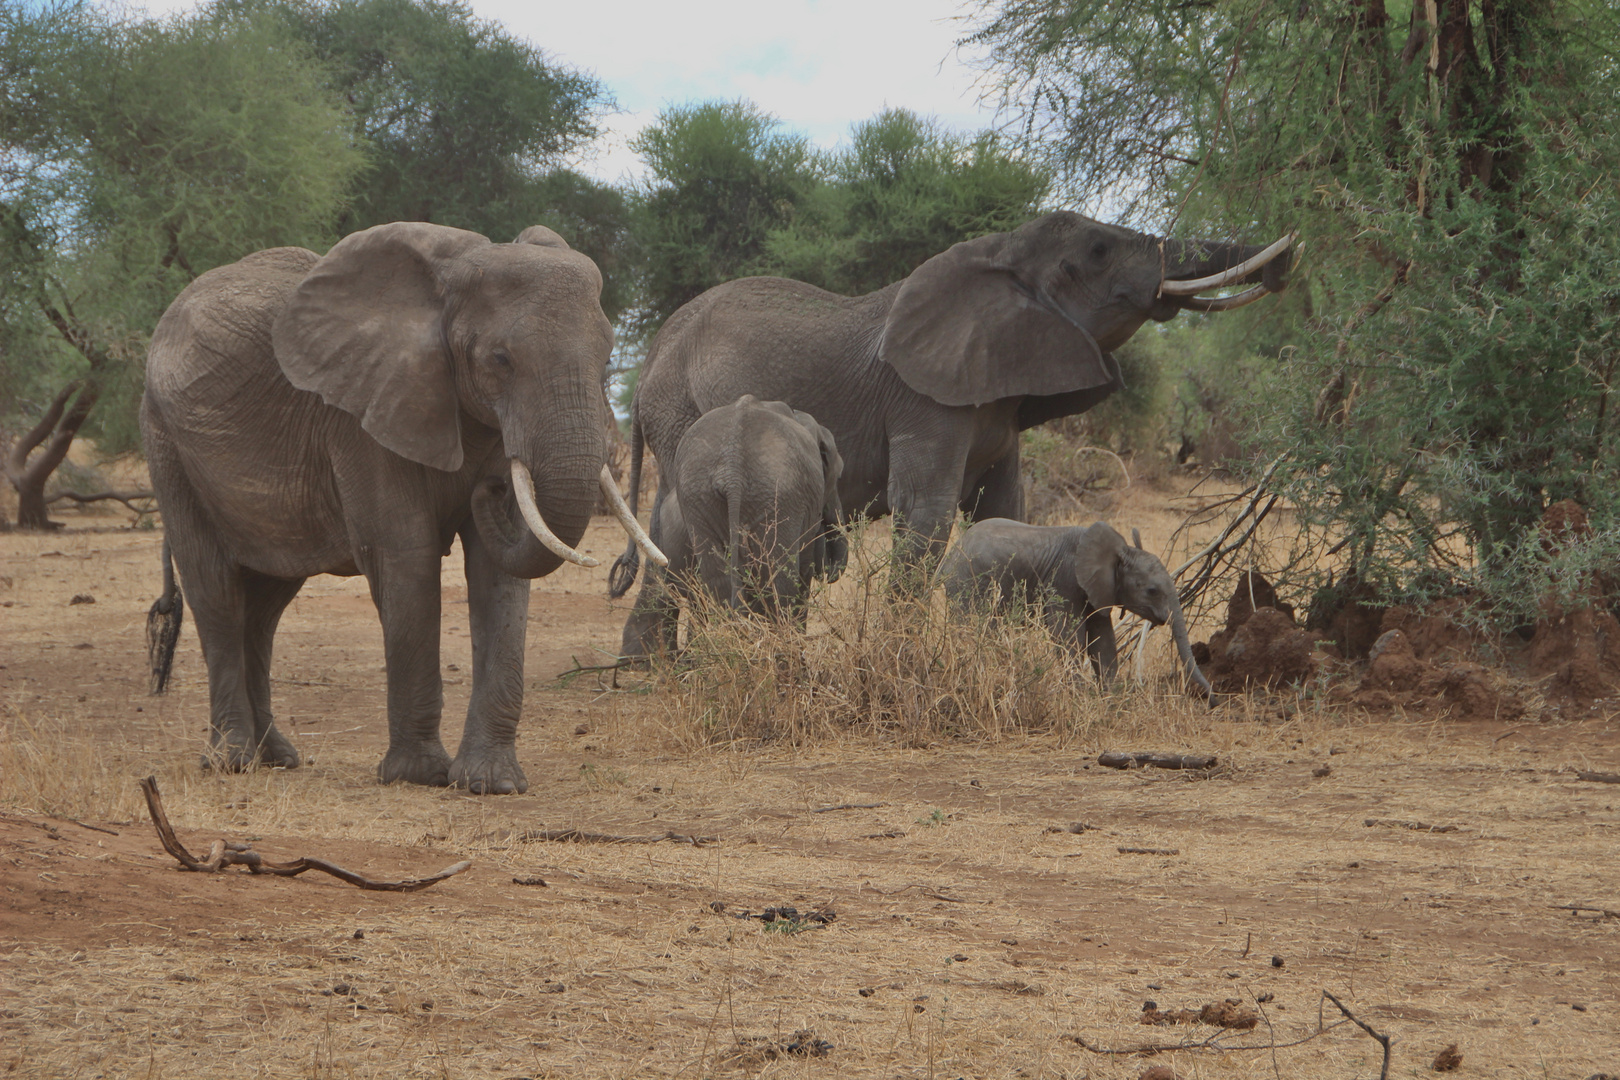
left=2, top=0, right=363, bottom=457
left=762, top=108, right=1051, bottom=296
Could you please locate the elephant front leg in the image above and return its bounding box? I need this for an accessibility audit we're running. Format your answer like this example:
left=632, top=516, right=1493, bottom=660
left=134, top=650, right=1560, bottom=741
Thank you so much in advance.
left=1083, top=609, right=1119, bottom=684
left=887, top=434, right=971, bottom=593
left=960, top=441, right=1025, bottom=523
left=369, top=549, right=452, bottom=787
left=451, top=526, right=531, bottom=794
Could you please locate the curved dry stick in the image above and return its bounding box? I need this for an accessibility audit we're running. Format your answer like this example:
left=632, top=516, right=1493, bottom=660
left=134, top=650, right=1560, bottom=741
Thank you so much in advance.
left=1322, top=991, right=1392, bottom=1080
left=138, top=777, right=471, bottom=892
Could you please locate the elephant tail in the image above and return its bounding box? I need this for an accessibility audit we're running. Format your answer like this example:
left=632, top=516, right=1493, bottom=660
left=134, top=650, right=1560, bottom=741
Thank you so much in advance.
left=1168, top=600, right=1215, bottom=706
left=146, top=536, right=185, bottom=694
left=606, top=405, right=644, bottom=599
left=726, top=481, right=745, bottom=610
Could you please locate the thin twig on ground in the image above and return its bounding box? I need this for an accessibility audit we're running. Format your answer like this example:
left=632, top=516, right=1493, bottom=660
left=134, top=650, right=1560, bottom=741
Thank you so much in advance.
left=138, top=776, right=471, bottom=892
left=1065, top=1018, right=1349, bottom=1056
left=810, top=803, right=885, bottom=813
left=1322, top=990, right=1393, bottom=1080
left=1551, top=903, right=1620, bottom=918
left=1099, top=751, right=1218, bottom=770
left=511, top=828, right=717, bottom=846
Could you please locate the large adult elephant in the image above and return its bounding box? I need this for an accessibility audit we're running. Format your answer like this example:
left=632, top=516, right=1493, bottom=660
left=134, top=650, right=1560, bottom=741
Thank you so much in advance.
left=608, top=211, right=1293, bottom=597
left=142, top=222, right=662, bottom=794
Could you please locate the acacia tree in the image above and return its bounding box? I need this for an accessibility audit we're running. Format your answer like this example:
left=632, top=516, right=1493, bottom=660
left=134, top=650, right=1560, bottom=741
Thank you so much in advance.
left=626, top=100, right=818, bottom=345
left=762, top=108, right=1051, bottom=296
left=969, top=0, right=1620, bottom=618
left=246, top=0, right=632, bottom=318
left=1, top=1, right=362, bottom=529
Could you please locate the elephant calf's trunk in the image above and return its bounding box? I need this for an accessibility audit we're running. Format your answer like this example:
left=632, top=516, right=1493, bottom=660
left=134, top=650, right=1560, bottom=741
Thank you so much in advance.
left=1169, top=604, right=1215, bottom=705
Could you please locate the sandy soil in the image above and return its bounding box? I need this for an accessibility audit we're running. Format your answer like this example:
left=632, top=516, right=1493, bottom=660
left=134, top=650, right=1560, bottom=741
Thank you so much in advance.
left=2, top=492, right=1619, bottom=1079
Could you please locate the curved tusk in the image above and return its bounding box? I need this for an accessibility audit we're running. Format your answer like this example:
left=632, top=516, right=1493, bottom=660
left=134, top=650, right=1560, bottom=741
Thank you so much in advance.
left=1181, top=284, right=1273, bottom=312
left=510, top=459, right=599, bottom=568
left=598, top=464, right=669, bottom=567
left=1159, top=233, right=1296, bottom=296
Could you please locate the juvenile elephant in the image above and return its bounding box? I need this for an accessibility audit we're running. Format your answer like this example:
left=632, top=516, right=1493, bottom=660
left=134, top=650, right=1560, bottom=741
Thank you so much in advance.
left=141, top=222, right=663, bottom=793
left=619, top=396, right=844, bottom=660
left=609, top=211, right=1294, bottom=596
left=938, top=519, right=1212, bottom=699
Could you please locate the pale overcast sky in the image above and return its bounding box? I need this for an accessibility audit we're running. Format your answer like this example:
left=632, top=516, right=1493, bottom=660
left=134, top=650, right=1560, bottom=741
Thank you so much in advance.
left=143, top=0, right=1011, bottom=184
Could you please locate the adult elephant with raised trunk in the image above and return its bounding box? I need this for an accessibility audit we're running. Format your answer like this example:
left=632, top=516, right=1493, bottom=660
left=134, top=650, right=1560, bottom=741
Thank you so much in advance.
left=608, top=211, right=1294, bottom=598
left=142, top=222, right=662, bottom=794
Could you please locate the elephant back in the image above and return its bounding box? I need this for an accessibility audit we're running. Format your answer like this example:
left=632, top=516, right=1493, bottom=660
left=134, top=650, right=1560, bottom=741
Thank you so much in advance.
left=146, top=247, right=320, bottom=408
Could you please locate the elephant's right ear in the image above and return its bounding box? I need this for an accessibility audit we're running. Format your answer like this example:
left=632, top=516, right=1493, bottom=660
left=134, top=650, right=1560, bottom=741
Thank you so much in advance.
left=1074, top=524, right=1124, bottom=610
left=273, top=222, right=492, bottom=473
left=879, top=232, right=1115, bottom=408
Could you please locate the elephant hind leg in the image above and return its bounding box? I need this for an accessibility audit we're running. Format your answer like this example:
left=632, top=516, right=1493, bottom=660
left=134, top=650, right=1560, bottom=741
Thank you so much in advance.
left=153, top=484, right=260, bottom=769
left=242, top=571, right=306, bottom=769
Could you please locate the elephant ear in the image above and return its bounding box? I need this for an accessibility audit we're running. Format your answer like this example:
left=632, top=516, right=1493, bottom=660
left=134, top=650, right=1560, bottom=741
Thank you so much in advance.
left=879, top=232, right=1113, bottom=407
left=1074, top=523, right=1124, bottom=610
left=273, top=222, right=492, bottom=472
left=514, top=225, right=571, bottom=249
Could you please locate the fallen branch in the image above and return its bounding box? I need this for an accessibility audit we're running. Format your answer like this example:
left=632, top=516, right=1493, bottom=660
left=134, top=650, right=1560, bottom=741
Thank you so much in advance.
left=1066, top=1018, right=1349, bottom=1055
left=1576, top=770, right=1620, bottom=784
left=1322, top=991, right=1392, bottom=1080
left=811, top=802, right=885, bottom=813
left=1363, top=817, right=1458, bottom=833
left=1118, top=847, right=1181, bottom=856
left=139, top=776, right=470, bottom=892
left=46, top=489, right=155, bottom=515
left=511, top=828, right=717, bottom=846
left=1099, top=751, right=1218, bottom=770
left=1551, top=903, right=1620, bottom=919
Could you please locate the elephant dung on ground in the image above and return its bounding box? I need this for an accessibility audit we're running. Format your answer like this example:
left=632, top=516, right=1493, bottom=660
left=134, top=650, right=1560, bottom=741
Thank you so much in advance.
left=938, top=518, right=1212, bottom=699
left=619, top=395, right=844, bottom=661
left=609, top=211, right=1294, bottom=596
left=141, top=221, right=662, bottom=793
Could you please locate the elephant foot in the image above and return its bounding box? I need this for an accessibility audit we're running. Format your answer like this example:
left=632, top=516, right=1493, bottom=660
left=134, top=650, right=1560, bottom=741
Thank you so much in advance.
left=203, top=726, right=271, bottom=773
left=254, top=723, right=301, bottom=769
left=449, top=745, right=529, bottom=795
left=377, top=742, right=452, bottom=787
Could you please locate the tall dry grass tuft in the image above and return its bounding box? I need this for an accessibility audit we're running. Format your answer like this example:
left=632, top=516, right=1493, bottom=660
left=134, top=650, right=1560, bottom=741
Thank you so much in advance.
left=0, top=714, right=185, bottom=823
left=653, top=522, right=1199, bottom=750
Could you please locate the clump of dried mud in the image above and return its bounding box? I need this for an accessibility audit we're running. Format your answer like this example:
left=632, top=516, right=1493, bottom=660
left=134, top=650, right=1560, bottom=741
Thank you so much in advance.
left=1197, top=499, right=1620, bottom=718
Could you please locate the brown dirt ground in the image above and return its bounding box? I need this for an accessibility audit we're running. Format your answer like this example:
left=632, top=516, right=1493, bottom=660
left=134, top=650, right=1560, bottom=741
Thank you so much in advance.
left=2, top=481, right=1619, bottom=1079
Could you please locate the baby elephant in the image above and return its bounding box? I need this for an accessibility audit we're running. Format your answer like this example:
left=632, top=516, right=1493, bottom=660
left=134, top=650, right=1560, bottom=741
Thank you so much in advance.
left=620, top=395, right=845, bottom=660
left=938, top=519, right=1212, bottom=699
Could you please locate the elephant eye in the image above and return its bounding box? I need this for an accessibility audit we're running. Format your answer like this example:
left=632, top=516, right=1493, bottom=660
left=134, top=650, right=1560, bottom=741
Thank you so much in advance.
left=491, top=351, right=513, bottom=369
left=1091, top=242, right=1109, bottom=260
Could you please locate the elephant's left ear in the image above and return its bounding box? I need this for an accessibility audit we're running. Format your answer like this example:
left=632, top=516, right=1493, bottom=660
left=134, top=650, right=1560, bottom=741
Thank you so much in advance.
left=879, top=232, right=1115, bottom=407
left=273, top=222, right=492, bottom=472
left=513, top=225, right=571, bottom=249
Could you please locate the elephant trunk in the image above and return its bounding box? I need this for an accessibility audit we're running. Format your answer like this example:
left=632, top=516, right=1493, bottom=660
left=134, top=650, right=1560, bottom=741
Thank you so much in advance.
left=1168, top=599, right=1215, bottom=705
left=471, top=431, right=601, bottom=579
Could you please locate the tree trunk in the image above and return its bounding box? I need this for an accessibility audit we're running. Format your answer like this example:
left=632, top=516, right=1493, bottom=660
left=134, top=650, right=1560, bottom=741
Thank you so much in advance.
left=4, top=379, right=99, bottom=531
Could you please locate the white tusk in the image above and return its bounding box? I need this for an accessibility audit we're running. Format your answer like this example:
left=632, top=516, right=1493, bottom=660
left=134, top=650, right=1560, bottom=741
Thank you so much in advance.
left=1159, top=233, right=1296, bottom=296
left=598, top=464, right=669, bottom=567
left=1181, top=284, right=1273, bottom=312
left=510, top=459, right=598, bottom=568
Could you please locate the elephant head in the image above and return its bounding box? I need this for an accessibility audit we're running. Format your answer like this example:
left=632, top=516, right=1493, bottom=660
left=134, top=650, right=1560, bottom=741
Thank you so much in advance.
left=1075, top=524, right=1213, bottom=700
left=270, top=221, right=660, bottom=578
left=878, top=211, right=1293, bottom=427
left=792, top=409, right=847, bottom=583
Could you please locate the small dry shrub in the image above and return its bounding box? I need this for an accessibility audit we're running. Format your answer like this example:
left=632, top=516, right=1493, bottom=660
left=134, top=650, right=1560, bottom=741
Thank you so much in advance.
left=657, top=524, right=1130, bottom=748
